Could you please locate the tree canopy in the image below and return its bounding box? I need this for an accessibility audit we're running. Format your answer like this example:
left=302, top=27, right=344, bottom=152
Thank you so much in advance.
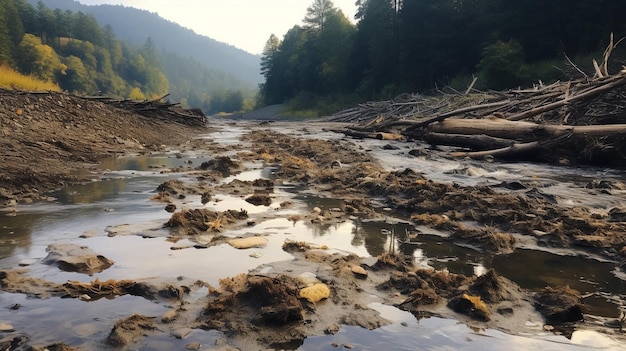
left=0, top=0, right=251, bottom=114
left=259, top=0, right=626, bottom=112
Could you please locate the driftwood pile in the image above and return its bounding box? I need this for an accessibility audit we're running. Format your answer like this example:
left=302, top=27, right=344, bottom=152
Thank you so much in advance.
left=330, top=71, right=626, bottom=167
left=84, top=93, right=206, bottom=127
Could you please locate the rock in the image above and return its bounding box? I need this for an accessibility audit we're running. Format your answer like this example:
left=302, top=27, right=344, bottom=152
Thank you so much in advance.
left=245, top=193, right=272, bottom=206
left=165, top=203, right=177, bottom=213
left=185, top=342, right=201, bottom=350
left=44, top=243, right=114, bottom=275
left=17, top=259, right=36, bottom=267
left=351, top=265, right=368, bottom=279
left=229, top=237, right=268, bottom=249
left=299, top=283, right=330, bottom=303
left=0, top=323, right=14, bottom=332
left=161, top=309, right=177, bottom=323
left=107, top=314, right=155, bottom=347
left=79, top=230, right=98, bottom=238
left=172, top=327, right=192, bottom=339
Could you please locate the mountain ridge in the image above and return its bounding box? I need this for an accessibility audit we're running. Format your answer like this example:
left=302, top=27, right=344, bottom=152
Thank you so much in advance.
left=29, top=0, right=262, bottom=86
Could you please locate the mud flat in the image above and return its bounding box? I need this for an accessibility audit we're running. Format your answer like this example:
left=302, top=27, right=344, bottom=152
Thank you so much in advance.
left=1, top=116, right=625, bottom=350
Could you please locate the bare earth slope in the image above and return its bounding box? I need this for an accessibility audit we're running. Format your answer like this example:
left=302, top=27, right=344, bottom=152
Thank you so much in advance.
left=0, top=90, right=205, bottom=206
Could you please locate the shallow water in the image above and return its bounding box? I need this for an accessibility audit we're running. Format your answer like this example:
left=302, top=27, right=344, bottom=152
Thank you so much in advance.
left=1, top=122, right=625, bottom=350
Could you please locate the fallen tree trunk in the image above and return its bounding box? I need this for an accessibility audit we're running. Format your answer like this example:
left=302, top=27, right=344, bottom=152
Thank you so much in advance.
left=336, top=129, right=404, bottom=140
left=430, top=117, right=626, bottom=141
left=424, top=132, right=516, bottom=150
left=449, top=141, right=543, bottom=159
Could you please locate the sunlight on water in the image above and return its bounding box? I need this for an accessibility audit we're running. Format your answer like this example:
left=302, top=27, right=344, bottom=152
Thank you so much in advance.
left=299, top=303, right=623, bottom=351
left=1, top=124, right=625, bottom=350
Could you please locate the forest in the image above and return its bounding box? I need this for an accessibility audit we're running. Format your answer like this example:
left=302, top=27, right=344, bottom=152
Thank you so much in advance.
left=0, top=0, right=250, bottom=114
left=259, top=0, right=626, bottom=114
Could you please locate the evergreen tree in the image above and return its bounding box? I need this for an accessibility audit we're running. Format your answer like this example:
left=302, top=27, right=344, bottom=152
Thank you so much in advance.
left=303, top=0, right=337, bottom=30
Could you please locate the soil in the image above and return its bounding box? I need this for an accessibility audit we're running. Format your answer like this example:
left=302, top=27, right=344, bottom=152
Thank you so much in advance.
left=0, top=90, right=204, bottom=207
left=1, top=91, right=625, bottom=350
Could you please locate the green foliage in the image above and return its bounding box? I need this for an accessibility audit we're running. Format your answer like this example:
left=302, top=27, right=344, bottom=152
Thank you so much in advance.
left=477, top=40, right=525, bottom=90
left=259, top=0, right=626, bottom=117
left=58, top=55, right=96, bottom=93
left=259, top=0, right=356, bottom=107
left=0, top=1, right=171, bottom=98
left=16, top=33, right=65, bottom=80
left=303, top=0, right=337, bottom=30
left=207, top=89, right=244, bottom=114
left=161, top=50, right=253, bottom=114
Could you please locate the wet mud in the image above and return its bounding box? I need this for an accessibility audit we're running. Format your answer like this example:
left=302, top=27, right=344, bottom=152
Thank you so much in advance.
left=1, top=121, right=625, bottom=349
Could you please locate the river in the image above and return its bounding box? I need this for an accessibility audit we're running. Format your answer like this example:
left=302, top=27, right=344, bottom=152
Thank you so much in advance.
left=0, top=122, right=624, bottom=350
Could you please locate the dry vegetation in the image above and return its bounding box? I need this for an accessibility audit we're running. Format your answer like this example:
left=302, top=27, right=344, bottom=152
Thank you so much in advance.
left=0, top=63, right=60, bottom=91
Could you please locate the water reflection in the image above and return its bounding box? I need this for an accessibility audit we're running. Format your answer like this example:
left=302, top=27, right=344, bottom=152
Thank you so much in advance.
left=1, top=124, right=625, bottom=349
left=0, top=213, right=37, bottom=260
left=0, top=292, right=167, bottom=348
left=299, top=315, right=623, bottom=351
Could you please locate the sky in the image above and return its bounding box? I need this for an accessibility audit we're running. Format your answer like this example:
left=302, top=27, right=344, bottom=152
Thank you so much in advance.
left=78, top=0, right=358, bottom=55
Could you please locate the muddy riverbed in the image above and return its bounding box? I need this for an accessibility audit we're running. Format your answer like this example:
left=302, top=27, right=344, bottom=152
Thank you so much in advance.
left=1, top=120, right=626, bottom=350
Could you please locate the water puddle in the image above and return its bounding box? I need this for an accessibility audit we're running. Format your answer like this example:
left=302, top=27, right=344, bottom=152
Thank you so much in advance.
left=300, top=305, right=622, bottom=350
left=0, top=293, right=168, bottom=348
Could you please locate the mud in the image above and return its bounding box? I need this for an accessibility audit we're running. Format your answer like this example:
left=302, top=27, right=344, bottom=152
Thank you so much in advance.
left=1, top=96, right=626, bottom=349
left=0, top=91, right=206, bottom=207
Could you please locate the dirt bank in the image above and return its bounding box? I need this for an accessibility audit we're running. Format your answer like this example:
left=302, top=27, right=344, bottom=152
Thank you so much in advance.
left=0, top=90, right=206, bottom=207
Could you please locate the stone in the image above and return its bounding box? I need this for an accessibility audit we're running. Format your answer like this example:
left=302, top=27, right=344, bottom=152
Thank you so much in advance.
left=351, top=265, right=368, bottom=279
left=172, top=328, right=192, bottom=339
left=44, top=243, right=114, bottom=275
left=228, top=237, right=268, bottom=249
left=161, top=309, right=177, bottom=323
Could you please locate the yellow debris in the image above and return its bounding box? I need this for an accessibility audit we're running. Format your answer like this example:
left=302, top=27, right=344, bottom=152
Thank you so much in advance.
left=299, top=283, right=330, bottom=303
left=462, top=293, right=489, bottom=315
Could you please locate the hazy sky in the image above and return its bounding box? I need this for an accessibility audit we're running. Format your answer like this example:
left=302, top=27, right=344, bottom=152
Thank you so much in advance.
left=78, top=0, right=358, bottom=54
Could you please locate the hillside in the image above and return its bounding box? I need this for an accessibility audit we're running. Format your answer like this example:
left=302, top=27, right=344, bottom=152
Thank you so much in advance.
left=29, top=0, right=262, bottom=86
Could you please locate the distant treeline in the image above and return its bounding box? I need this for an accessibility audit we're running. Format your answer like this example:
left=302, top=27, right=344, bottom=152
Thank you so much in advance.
left=0, top=0, right=250, bottom=113
left=259, top=0, right=626, bottom=113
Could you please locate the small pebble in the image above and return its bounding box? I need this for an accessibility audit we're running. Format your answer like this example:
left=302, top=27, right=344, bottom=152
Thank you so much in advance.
left=0, top=323, right=14, bottom=332
left=185, top=342, right=201, bottom=350
left=172, top=327, right=192, bottom=339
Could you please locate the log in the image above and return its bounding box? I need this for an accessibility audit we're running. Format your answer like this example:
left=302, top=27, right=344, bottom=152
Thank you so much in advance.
left=430, top=116, right=561, bottom=140
left=450, top=141, right=542, bottom=159
left=376, top=132, right=404, bottom=140
left=430, top=117, right=626, bottom=141
left=424, top=132, right=515, bottom=150
left=339, top=129, right=378, bottom=139
left=338, top=129, right=404, bottom=141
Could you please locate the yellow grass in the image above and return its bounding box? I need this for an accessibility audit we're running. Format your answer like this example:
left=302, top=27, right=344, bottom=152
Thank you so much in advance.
left=0, top=63, right=60, bottom=91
